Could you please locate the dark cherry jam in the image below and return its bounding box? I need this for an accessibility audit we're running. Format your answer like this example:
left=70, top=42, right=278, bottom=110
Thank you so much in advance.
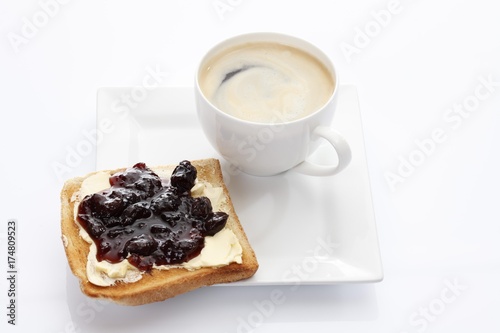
left=77, top=161, right=228, bottom=271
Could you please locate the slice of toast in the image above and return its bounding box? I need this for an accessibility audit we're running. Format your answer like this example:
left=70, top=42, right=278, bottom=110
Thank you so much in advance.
left=61, top=158, right=258, bottom=305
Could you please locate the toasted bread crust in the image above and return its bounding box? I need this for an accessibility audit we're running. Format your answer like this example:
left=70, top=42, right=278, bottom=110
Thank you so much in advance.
left=61, top=159, right=258, bottom=305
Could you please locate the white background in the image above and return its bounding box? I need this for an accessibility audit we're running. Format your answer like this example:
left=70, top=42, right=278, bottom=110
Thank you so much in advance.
left=1, top=0, right=499, bottom=332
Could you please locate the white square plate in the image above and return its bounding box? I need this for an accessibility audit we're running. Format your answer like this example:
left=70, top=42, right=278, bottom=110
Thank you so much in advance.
left=96, top=85, right=383, bottom=285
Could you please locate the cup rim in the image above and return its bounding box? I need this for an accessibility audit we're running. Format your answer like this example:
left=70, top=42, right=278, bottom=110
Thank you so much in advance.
left=195, top=32, right=338, bottom=126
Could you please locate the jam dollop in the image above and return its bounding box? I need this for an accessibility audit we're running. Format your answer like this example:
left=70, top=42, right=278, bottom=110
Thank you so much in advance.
left=77, top=161, right=228, bottom=271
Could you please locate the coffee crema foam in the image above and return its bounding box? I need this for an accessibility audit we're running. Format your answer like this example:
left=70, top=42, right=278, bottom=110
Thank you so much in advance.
left=199, top=42, right=334, bottom=123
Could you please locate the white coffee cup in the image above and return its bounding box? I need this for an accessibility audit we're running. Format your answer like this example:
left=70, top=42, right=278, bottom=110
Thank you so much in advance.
left=195, top=32, right=351, bottom=176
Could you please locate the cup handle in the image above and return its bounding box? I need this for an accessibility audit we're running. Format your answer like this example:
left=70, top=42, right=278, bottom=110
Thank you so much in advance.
left=292, top=126, right=352, bottom=176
